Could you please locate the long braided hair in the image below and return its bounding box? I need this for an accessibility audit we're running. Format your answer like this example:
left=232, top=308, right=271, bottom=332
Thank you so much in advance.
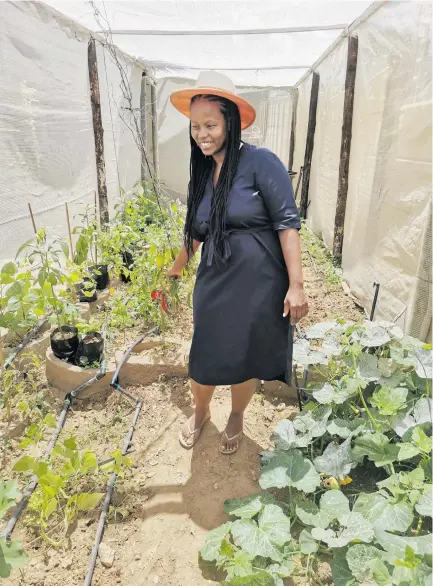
left=184, top=94, right=242, bottom=265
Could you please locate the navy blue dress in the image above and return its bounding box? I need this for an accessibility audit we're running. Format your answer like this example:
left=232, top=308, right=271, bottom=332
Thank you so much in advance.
left=189, top=143, right=301, bottom=386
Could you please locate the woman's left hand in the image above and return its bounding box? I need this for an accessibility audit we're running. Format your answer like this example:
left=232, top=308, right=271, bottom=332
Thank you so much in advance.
left=283, top=285, right=309, bottom=325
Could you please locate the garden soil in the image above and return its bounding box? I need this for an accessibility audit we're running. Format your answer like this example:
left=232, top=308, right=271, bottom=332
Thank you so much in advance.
left=3, top=253, right=362, bottom=586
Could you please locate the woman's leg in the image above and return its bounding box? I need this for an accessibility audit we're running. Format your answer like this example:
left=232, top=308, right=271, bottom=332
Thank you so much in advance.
left=180, top=379, right=215, bottom=447
left=220, top=379, right=257, bottom=453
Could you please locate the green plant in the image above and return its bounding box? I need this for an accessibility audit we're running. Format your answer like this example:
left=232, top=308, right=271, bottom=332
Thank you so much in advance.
left=0, top=480, right=28, bottom=578
left=0, top=260, right=42, bottom=348
left=201, top=320, right=432, bottom=585
left=12, top=436, right=132, bottom=545
left=16, top=229, right=80, bottom=334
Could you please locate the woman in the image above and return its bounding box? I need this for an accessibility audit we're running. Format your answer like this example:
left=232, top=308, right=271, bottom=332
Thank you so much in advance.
left=168, top=72, right=308, bottom=455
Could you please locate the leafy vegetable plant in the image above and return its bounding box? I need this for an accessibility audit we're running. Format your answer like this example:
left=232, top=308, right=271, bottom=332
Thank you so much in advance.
left=0, top=480, right=28, bottom=578
left=201, top=320, right=432, bottom=585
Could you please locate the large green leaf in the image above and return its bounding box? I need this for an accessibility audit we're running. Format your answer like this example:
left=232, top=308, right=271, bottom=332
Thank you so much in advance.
left=201, top=522, right=232, bottom=562
left=76, top=492, right=104, bottom=511
left=353, top=493, right=413, bottom=532
left=374, top=529, right=432, bottom=560
left=0, top=480, right=20, bottom=519
left=415, top=485, right=432, bottom=517
left=313, top=380, right=360, bottom=405
left=231, top=504, right=291, bottom=563
left=353, top=323, right=391, bottom=348
left=259, top=451, right=320, bottom=493
left=293, top=406, right=332, bottom=438
left=370, top=387, right=408, bottom=416
left=220, top=572, right=275, bottom=586
left=322, top=335, right=342, bottom=357
left=296, top=501, right=329, bottom=529
left=259, top=505, right=292, bottom=547
left=411, top=348, right=432, bottom=379
left=352, top=434, right=399, bottom=467
left=331, top=548, right=358, bottom=586
left=320, top=490, right=351, bottom=520
left=327, top=418, right=366, bottom=439
left=410, top=427, right=432, bottom=454
left=346, top=544, right=384, bottom=582
left=267, top=559, right=293, bottom=580
left=413, top=397, right=432, bottom=425
left=225, top=550, right=254, bottom=579
left=305, top=321, right=337, bottom=340
left=357, top=354, right=380, bottom=382
left=312, top=513, right=374, bottom=548
left=313, top=438, right=355, bottom=479
left=298, top=529, right=318, bottom=554
left=224, top=494, right=275, bottom=520
left=293, top=339, right=327, bottom=366
left=370, top=558, right=392, bottom=586
left=1, top=261, right=17, bottom=276
left=271, top=419, right=310, bottom=450
left=0, top=537, right=28, bottom=578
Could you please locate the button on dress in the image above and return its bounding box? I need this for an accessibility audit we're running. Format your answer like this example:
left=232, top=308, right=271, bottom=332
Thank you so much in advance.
left=189, top=143, right=301, bottom=386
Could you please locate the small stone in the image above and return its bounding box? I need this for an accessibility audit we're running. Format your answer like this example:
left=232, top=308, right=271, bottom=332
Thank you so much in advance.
left=276, top=403, right=285, bottom=412
left=265, top=412, right=274, bottom=422
left=135, top=554, right=141, bottom=561
left=147, top=471, right=156, bottom=479
left=153, top=577, right=159, bottom=584
left=214, top=483, right=219, bottom=490
left=251, top=472, right=258, bottom=481
left=98, top=543, right=115, bottom=568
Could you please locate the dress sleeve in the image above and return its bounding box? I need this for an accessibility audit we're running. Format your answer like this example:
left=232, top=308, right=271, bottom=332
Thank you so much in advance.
left=254, top=148, right=301, bottom=231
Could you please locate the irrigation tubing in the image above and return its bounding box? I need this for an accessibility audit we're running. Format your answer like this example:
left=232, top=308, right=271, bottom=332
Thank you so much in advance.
left=0, top=319, right=48, bottom=377
left=1, top=333, right=107, bottom=541
left=83, top=327, right=158, bottom=586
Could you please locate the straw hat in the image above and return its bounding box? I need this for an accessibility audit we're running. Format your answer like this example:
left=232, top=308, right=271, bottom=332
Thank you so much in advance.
left=170, top=71, right=256, bottom=130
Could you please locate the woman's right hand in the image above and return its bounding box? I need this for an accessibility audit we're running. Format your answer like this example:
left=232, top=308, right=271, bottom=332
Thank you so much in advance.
left=167, top=266, right=182, bottom=279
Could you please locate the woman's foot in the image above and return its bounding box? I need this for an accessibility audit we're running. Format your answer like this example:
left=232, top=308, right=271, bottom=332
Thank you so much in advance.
left=220, top=412, right=244, bottom=455
left=179, top=408, right=211, bottom=449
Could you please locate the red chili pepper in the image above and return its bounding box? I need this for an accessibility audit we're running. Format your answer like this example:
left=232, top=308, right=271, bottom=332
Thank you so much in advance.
left=161, top=294, right=168, bottom=312
left=151, top=290, right=168, bottom=312
left=151, top=290, right=162, bottom=300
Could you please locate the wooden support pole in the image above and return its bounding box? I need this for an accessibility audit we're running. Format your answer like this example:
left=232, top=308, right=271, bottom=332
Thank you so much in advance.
left=65, top=203, right=74, bottom=260
left=88, top=38, right=109, bottom=227
left=333, top=35, right=359, bottom=258
left=94, top=190, right=98, bottom=263
left=28, top=203, right=37, bottom=234
left=140, top=73, right=148, bottom=182
left=150, top=82, right=159, bottom=176
left=288, top=88, right=298, bottom=171
left=299, top=72, right=320, bottom=219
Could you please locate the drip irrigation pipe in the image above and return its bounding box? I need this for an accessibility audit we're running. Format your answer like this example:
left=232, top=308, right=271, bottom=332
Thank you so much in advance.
left=1, top=332, right=107, bottom=541
left=84, top=328, right=158, bottom=586
left=0, top=319, right=48, bottom=376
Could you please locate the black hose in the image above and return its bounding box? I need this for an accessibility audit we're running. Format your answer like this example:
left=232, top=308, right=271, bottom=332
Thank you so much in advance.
left=84, top=328, right=157, bottom=586
left=1, top=333, right=107, bottom=540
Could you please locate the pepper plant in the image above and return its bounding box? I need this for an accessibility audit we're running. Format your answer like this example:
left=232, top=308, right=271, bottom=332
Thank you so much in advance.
left=0, top=481, right=28, bottom=578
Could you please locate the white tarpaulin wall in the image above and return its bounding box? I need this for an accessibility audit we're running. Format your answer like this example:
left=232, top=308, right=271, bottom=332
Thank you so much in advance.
left=42, top=1, right=372, bottom=88
left=292, top=1, right=432, bottom=341
left=0, top=1, right=144, bottom=261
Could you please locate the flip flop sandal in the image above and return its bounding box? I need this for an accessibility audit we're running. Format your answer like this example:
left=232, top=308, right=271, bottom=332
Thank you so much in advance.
left=179, top=414, right=210, bottom=449
left=219, top=430, right=244, bottom=455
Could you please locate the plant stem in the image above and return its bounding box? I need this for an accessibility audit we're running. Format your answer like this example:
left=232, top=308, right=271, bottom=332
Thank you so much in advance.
left=357, top=388, right=379, bottom=431
left=415, top=515, right=423, bottom=536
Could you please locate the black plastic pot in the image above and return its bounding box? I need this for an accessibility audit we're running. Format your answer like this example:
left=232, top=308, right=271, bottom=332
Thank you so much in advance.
left=75, top=280, right=98, bottom=303
left=50, top=326, right=79, bottom=361
left=120, top=251, right=134, bottom=283
left=75, top=331, right=104, bottom=368
left=90, top=264, right=109, bottom=290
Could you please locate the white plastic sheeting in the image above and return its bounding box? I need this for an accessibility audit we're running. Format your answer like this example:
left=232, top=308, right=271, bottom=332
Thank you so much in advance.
left=43, top=0, right=373, bottom=87
left=291, top=1, right=432, bottom=341
left=0, top=1, right=144, bottom=261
